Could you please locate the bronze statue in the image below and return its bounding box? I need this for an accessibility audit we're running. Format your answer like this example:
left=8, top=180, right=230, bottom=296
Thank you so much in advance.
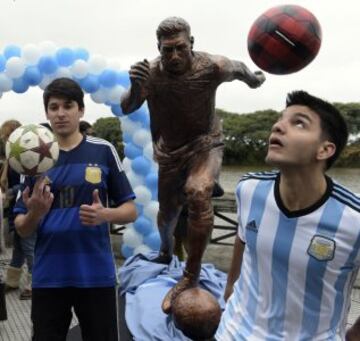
left=121, top=16, right=265, bottom=313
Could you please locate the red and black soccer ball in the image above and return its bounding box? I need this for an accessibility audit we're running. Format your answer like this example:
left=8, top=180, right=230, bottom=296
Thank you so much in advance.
left=248, top=4, right=322, bottom=75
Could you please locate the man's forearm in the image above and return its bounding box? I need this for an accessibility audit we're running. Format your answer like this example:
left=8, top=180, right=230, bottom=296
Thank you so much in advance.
left=15, top=211, right=42, bottom=238
left=100, top=201, right=137, bottom=225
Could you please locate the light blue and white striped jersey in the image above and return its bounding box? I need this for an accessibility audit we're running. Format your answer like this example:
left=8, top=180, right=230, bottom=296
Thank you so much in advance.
left=216, top=171, right=360, bottom=341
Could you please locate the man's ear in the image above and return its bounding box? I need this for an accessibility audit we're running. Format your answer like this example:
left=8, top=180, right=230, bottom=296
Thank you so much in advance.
left=79, top=107, right=85, bottom=118
left=157, top=42, right=161, bottom=52
left=317, top=141, right=336, bottom=162
left=190, top=36, right=194, bottom=49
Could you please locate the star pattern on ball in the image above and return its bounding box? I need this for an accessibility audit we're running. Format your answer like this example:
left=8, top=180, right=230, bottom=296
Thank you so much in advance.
left=8, top=137, right=27, bottom=160
left=31, top=137, right=54, bottom=161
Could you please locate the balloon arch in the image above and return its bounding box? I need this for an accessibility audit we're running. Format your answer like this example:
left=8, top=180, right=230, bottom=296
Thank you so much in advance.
left=0, top=42, right=160, bottom=258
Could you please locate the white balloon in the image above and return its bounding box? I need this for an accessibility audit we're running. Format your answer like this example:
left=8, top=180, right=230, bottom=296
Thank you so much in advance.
left=90, top=87, right=108, bottom=104
left=126, top=170, right=144, bottom=188
left=22, top=44, right=41, bottom=65
left=123, top=227, right=143, bottom=248
left=134, top=244, right=152, bottom=256
left=108, top=85, right=125, bottom=104
left=143, top=142, right=154, bottom=161
left=39, top=75, right=55, bottom=90
left=39, top=41, right=57, bottom=56
left=5, top=57, right=25, bottom=78
left=0, top=74, right=13, bottom=92
left=134, top=185, right=152, bottom=205
left=88, top=54, right=107, bottom=75
left=70, top=60, right=89, bottom=79
left=54, top=67, right=72, bottom=79
left=122, top=157, right=132, bottom=173
left=121, top=117, right=142, bottom=135
left=143, top=201, right=159, bottom=224
left=133, top=129, right=152, bottom=148
left=107, top=59, right=122, bottom=70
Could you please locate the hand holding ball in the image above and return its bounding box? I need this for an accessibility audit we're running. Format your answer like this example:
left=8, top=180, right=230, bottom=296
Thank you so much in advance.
left=5, top=124, right=59, bottom=176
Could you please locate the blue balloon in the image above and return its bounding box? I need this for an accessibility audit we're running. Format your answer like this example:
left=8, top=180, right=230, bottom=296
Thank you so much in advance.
left=74, top=47, right=89, bottom=61
left=124, top=143, right=143, bottom=160
left=23, top=66, right=42, bottom=86
left=117, top=71, right=130, bottom=88
left=0, top=55, right=6, bottom=72
left=144, top=231, right=160, bottom=250
left=145, top=172, right=158, bottom=191
left=131, top=156, right=152, bottom=176
left=4, top=45, right=21, bottom=59
left=12, top=78, right=29, bottom=93
left=121, top=244, right=134, bottom=258
left=135, top=203, right=144, bottom=216
left=56, top=48, right=75, bottom=66
left=134, top=216, right=153, bottom=236
left=99, top=69, right=117, bottom=88
left=129, top=107, right=148, bottom=124
left=80, top=74, right=100, bottom=93
left=38, top=56, right=58, bottom=74
left=111, top=104, right=123, bottom=117
left=122, top=132, right=132, bottom=144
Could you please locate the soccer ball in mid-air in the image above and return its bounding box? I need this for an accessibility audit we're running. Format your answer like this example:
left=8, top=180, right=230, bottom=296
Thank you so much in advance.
left=248, top=4, right=322, bottom=75
left=5, top=124, right=59, bottom=176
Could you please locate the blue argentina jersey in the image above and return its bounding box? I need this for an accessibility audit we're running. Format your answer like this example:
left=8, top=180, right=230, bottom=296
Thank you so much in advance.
left=216, top=171, right=360, bottom=341
left=14, top=136, right=135, bottom=288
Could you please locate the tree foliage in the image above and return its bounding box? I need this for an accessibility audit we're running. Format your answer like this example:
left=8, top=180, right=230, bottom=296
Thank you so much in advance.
left=92, top=117, right=124, bottom=158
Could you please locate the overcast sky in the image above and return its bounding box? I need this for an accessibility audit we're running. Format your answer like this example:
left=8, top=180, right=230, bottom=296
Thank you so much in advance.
left=0, top=0, right=359, bottom=124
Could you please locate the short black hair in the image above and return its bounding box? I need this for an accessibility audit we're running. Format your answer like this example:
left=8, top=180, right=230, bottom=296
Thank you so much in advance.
left=43, top=78, right=84, bottom=111
left=286, top=90, right=348, bottom=169
left=156, top=17, right=191, bottom=41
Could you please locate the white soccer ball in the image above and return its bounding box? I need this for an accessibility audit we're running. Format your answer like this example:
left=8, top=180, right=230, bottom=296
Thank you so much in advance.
left=5, top=124, right=59, bottom=176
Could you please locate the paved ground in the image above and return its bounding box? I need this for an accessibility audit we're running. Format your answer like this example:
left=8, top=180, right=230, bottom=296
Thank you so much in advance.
left=2, top=227, right=360, bottom=341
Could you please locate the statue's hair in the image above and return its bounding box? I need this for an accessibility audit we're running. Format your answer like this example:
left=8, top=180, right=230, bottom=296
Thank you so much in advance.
left=156, top=17, right=191, bottom=41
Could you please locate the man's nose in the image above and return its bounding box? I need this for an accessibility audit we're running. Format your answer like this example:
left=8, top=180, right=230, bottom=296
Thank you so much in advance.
left=272, top=120, right=285, bottom=133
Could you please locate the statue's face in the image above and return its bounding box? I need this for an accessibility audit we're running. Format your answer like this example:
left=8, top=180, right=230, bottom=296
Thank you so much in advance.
left=159, top=32, right=193, bottom=75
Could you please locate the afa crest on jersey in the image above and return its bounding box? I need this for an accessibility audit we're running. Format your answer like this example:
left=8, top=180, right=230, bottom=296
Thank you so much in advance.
left=307, top=235, right=336, bottom=261
left=85, top=164, right=101, bottom=184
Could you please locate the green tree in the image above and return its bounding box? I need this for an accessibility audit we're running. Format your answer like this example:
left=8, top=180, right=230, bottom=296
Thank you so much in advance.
left=92, top=117, right=124, bottom=158
left=217, top=108, right=279, bottom=165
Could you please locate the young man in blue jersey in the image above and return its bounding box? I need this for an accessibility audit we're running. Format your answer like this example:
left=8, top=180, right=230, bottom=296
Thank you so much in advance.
left=216, top=91, right=360, bottom=340
left=14, top=78, right=137, bottom=341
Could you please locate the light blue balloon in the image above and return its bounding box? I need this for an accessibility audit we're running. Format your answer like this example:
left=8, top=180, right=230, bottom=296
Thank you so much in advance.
left=4, top=45, right=21, bottom=59
left=117, top=71, right=130, bottom=88
left=135, top=204, right=144, bottom=216
left=134, top=216, right=153, bottom=236
left=144, top=231, right=160, bottom=251
left=12, top=77, right=29, bottom=93
left=111, top=104, right=123, bottom=117
left=122, top=132, right=132, bottom=144
left=129, top=106, right=148, bottom=124
left=124, top=143, right=143, bottom=160
left=145, top=172, right=158, bottom=191
left=99, top=69, right=117, bottom=88
left=0, top=55, right=6, bottom=72
left=38, top=56, right=58, bottom=74
left=80, top=74, right=100, bottom=93
left=23, top=66, right=42, bottom=86
left=56, top=48, right=75, bottom=66
left=74, top=47, right=89, bottom=61
left=131, top=156, right=152, bottom=176
left=121, top=244, right=134, bottom=258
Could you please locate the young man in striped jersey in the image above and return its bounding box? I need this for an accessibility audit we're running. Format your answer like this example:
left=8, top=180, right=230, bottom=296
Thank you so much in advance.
left=216, top=91, right=360, bottom=340
left=14, top=78, right=137, bottom=341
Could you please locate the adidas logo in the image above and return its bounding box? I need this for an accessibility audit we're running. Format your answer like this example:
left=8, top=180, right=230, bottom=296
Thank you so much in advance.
left=245, top=220, right=258, bottom=232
